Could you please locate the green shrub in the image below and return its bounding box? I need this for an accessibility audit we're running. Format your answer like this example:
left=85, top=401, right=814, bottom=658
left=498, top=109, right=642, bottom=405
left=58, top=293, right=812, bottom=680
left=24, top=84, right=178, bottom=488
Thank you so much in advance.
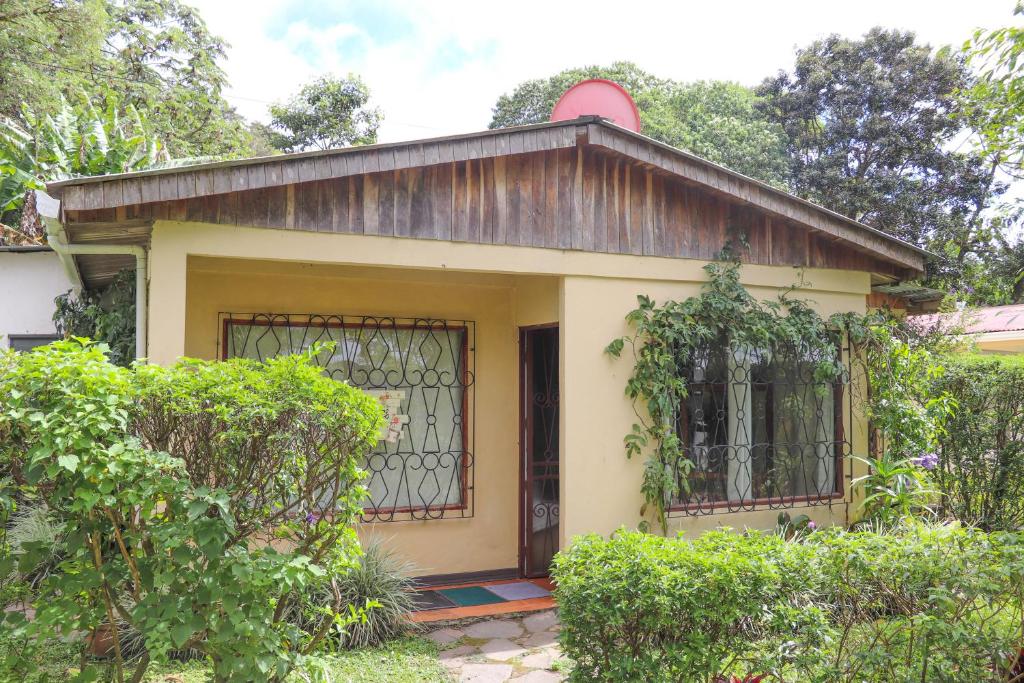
left=551, top=530, right=790, bottom=681
left=0, top=339, right=384, bottom=683
left=53, top=268, right=137, bottom=367
left=290, top=541, right=418, bottom=650
left=931, top=354, right=1024, bottom=530
left=804, top=523, right=1024, bottom=682
left=553, top=524, right=1024, bottom=682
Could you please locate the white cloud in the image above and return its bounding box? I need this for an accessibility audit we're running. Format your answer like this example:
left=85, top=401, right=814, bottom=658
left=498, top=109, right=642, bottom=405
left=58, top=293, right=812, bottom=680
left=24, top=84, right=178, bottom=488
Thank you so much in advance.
left=190, top=0, right=1015, bottom=143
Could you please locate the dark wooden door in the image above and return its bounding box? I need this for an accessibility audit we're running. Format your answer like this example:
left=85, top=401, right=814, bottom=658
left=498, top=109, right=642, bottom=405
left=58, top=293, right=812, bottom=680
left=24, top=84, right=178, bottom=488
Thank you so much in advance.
left=520, top=326, right=560, bottom=578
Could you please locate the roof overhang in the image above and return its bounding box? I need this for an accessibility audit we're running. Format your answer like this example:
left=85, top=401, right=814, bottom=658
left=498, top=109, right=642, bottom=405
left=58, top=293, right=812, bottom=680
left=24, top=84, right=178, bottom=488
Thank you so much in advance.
left=46, top=116, right=927, bottom=278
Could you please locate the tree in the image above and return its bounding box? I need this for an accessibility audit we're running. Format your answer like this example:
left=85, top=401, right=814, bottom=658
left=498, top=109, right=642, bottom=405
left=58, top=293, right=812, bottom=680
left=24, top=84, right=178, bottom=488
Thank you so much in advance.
left=0, top=0, right=107, bottom=123
left=962, top=2, right=1024, bottom=180
left=489, top=62, right=790, bottom=185
left=0, top=0, right=262, bottom=159
left=101, top=0, right=258, bottom=158
left=958, top=3, right=1024, bottom=302
left=645, top=81, right=790, bottom=186
left=756, top=28, right=1007, bottom=295
left=267, top=75, right=381, bottom=153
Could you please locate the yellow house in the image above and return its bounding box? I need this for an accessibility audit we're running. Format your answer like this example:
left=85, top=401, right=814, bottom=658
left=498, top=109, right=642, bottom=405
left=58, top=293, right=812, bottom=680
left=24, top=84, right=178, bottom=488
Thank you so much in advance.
left=38, top=117, right=926, bottom=583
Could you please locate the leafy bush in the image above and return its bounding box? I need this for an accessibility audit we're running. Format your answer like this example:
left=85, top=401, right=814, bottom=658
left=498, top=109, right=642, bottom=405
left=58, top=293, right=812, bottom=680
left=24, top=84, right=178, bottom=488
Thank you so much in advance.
left=931, top=354, right=1024, bottom=530
left=806, top=524, right=1024, bottom=682
left=553, top=525, right=1024, bottom=682
left=552, top=530, right=797, bottom=681
left=0, top=339, right=384, bottom=683
left=290, top=541, right=417, bottom=650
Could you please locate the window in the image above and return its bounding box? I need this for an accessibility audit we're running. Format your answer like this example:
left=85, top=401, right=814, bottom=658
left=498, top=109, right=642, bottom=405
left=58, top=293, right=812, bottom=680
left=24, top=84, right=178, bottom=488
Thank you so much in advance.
left=222, top=314, right=474, bottom=522
left=674, top=340, right=844, bottom=514
left=8, top=334, right=61, bottom=352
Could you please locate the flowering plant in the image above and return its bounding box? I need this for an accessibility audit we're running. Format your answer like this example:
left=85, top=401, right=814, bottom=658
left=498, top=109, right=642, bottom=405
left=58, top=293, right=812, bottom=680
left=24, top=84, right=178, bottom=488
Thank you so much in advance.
left=912, top=452, right=939, bottom=470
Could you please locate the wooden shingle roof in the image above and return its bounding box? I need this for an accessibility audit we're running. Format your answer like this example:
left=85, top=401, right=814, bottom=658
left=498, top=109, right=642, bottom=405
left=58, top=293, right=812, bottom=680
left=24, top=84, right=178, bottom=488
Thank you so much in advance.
left=46, top=116, right=927, bottom=279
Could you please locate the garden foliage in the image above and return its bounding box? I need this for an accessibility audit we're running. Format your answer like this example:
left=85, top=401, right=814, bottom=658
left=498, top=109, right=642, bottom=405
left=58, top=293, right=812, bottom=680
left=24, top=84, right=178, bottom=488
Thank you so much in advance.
left=53, top=268, right=138, bottom=367
left=0, top=339, right=383, bottom=683
left=851, top=326, right=954, bottom=526
left=604, top=258, right=904, bottom=530
left=289, top=540, right=418, bottom=650
left=931, top=354, right=1024, bottom=530
left=553, top=526, right=1024, bottom=682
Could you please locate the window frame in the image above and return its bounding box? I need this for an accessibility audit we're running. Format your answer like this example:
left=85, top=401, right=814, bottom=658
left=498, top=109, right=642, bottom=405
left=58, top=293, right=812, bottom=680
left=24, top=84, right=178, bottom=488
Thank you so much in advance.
left=669, top=344, right=847, bottom=514
left=219, top=313, right=475, bottom=521
left=7, top=334, right=61, bottom=352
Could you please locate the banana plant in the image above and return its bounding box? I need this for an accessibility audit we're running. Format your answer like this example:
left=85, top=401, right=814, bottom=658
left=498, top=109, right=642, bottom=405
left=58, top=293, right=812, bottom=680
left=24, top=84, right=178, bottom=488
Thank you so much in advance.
left=0, top=94, right=167, bottom=217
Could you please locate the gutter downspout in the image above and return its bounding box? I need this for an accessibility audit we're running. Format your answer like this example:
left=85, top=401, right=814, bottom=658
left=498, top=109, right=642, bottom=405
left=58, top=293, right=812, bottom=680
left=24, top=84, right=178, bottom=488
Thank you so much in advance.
left=34, top=190, right=148, bottom=362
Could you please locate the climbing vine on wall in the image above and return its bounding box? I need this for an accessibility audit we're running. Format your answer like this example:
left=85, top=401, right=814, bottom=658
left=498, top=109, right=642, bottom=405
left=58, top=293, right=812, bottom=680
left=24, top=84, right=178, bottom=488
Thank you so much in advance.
left=53, top=268, right=136, bottom=366
left=605, top=258, right=886, bottom=531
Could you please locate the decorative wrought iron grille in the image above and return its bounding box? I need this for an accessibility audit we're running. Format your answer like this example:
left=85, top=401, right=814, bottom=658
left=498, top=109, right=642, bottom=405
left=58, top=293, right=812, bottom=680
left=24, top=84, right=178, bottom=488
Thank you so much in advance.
left=670, top=339, right=853, bottom=516
left=521, top=326, right=559, bottom=577
left=220, top=313, right=475, bottom=522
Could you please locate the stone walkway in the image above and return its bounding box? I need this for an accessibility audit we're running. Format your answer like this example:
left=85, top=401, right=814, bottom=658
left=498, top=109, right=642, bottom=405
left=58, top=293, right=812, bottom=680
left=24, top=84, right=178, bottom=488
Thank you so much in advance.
left=425, top=609, right=566, bottom=682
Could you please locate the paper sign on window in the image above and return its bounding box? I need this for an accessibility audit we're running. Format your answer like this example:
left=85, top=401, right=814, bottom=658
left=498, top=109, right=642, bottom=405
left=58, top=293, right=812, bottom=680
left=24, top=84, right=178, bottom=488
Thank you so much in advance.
left=365, top=389, right=409, bottom=443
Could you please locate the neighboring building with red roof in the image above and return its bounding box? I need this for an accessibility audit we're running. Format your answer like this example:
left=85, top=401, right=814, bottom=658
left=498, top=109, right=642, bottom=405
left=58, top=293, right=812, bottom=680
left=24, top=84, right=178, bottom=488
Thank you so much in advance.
left=913, top=304, right=1024, bottom=354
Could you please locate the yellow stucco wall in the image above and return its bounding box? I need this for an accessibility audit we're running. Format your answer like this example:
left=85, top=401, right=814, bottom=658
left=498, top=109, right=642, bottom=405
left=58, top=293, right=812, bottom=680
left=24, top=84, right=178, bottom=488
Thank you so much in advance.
left=184, top=257, right=559, bottom=577
left=971, top=332, right=1024, bottom=355
left=151, top=220, right=871, bottom=576
left=561, top=275, right=869, bottom=543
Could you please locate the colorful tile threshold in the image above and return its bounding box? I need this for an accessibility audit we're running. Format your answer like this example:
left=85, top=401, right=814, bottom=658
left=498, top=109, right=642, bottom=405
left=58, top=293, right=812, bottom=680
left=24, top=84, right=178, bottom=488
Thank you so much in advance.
left=411, top=579, right=556, bottom=623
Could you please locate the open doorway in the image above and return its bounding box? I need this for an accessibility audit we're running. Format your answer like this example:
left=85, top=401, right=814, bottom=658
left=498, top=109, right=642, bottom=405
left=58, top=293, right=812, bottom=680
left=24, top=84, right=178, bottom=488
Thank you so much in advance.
left=519, top=325, right=559, bottom=578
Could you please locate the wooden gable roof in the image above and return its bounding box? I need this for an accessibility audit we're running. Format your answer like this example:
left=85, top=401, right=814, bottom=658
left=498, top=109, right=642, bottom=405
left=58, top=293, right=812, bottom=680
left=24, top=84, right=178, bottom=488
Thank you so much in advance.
left=47, top=116, right=926, bottom=286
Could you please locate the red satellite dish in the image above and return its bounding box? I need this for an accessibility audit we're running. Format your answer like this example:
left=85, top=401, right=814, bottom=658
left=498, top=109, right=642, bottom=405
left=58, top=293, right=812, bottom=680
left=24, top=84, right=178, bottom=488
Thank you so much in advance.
left=550, top=78, right=641, bottom=133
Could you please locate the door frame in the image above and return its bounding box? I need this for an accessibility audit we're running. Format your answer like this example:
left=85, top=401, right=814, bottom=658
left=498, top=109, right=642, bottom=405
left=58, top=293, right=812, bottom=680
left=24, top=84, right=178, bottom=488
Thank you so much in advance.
left=518, top=323, right=560, bottom=578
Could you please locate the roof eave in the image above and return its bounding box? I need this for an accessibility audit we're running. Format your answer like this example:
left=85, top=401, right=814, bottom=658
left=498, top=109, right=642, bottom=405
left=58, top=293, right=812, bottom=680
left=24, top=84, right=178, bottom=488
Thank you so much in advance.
left=46, top=116, right=927, bottom=274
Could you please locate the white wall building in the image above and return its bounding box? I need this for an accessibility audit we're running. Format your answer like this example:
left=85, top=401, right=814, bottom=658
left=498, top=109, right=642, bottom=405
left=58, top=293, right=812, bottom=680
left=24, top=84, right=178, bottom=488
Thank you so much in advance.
left=0, top=246, right=76, bottom=350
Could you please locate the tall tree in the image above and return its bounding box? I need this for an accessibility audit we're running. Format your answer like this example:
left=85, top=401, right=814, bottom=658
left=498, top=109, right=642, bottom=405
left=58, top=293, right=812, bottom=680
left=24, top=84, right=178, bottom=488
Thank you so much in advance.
left=489, top=62, right=790, bottom=185
left=266, top=75, right=381, bottom=153
left=100, top=0, right=253, bottom=157
left=0, top=0, right=261, bottom=158
left=0, top=0, right=107, bottom=122
left=962, top=2, right=1024, bottom=180
left=958, top=3, right=1024, bottom=303
left=645, top=81, right=790, bottom=186
left=756, top=28, right=1006, bottom=294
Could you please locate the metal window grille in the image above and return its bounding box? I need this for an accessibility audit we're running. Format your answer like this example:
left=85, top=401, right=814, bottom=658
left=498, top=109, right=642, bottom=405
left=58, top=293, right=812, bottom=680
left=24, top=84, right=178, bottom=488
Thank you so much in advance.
left=220, top=313, right=475, bottom=522
left=670, top=338, right=854, bottom=516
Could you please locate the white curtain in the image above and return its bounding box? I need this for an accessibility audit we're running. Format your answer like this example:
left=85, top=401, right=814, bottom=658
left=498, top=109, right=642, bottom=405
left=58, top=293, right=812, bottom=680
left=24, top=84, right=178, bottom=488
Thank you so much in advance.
left=727, top=346, right=752, bottom=502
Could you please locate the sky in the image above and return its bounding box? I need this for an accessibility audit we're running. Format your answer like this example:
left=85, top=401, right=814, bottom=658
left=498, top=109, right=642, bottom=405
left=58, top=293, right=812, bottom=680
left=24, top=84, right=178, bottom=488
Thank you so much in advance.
left=189, top=0, right=1017, bottom=144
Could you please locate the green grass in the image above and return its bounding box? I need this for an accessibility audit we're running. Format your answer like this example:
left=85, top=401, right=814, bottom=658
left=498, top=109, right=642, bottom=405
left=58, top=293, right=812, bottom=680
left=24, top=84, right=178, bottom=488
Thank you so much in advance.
left=283, top=637, right=452, bottom=683
left=0, top=631, right=83, bottom=683
left=0, top=633, right=452, bottom=683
